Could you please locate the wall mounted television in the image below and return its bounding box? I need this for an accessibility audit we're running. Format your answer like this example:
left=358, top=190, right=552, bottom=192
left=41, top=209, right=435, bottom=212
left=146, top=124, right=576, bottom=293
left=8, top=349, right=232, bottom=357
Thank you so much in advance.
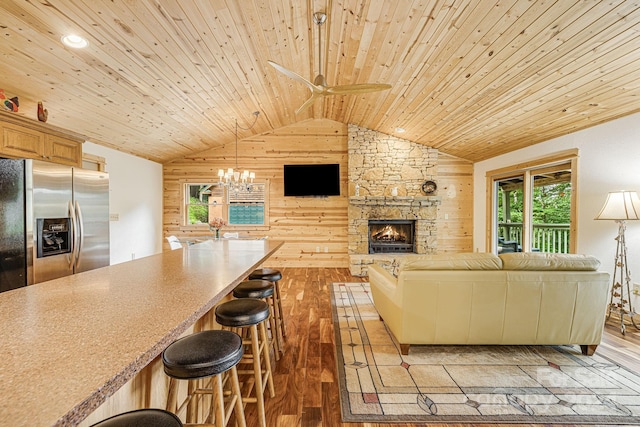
left=283, top=164, right=340, bottom=196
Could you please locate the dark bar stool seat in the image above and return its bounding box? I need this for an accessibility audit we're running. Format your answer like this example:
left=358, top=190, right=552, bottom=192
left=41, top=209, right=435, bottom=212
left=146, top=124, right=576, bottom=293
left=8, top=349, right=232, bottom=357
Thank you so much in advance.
left=215, top=298, right=275, bottom=427
left=90, top=409, right=183, bottom=427
left=162, top=330, right=246, bottom=427
left=233, top=280, right=280, bottom=358
left=233, top=279, right=273, bottom=299
left=248, top=269, right=285, bottom=352
left=248, top=268, right=282, bottom=283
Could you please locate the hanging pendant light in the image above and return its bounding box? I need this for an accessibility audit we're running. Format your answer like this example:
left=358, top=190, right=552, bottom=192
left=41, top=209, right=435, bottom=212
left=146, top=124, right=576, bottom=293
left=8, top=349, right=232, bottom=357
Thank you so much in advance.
left=218, top=111, right=260, bottom=192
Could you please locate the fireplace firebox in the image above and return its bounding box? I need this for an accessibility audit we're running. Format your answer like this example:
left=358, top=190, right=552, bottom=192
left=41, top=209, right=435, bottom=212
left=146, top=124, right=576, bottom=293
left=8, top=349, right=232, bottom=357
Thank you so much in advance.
left=368, top=220, right=415, bottom=254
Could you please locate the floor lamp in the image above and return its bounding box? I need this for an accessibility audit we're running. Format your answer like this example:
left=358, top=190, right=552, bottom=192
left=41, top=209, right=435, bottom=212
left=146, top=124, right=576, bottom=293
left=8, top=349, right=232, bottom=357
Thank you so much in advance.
left=595, top=190, right=640, bottom=334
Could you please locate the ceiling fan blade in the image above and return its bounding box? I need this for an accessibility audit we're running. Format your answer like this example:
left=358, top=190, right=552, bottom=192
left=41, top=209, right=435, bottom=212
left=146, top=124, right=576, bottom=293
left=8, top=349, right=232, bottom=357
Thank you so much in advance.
left=295, top=92, right=324, bottom=115
left=268, top=12, right=392, bottom=112
left=327, top=83, right=392, bottom=95
left=268, top=60, right=321, bottom=93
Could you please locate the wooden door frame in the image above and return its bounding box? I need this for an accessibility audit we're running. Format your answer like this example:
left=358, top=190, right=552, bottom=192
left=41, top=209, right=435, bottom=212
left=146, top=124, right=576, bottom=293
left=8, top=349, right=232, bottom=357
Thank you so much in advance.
left=485, top=149, right=578, bottom=254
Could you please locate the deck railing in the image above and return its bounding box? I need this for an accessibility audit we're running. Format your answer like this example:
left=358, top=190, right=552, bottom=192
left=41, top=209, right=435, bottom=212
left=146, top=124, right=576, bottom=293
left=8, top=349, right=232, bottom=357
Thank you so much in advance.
left=498, top=223, right=571, bottom=253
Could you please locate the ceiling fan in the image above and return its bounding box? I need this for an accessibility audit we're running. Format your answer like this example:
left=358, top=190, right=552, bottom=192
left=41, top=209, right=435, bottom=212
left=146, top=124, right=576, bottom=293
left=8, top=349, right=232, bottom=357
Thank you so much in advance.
left=268, top=12, right=392, bottom=114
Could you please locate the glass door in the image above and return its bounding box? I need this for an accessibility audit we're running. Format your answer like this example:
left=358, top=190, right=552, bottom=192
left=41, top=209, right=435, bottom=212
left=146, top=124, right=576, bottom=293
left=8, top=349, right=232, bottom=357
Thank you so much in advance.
left=494, top=175, right=524, bottom=254
left=530, top=164, right=572, bottom=253
left=490, top=159, right=575, bottom=254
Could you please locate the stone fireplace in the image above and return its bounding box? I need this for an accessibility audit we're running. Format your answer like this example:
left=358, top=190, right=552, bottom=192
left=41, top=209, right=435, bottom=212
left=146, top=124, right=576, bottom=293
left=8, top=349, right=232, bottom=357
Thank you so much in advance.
left=348, top=124, right=442, bottom=276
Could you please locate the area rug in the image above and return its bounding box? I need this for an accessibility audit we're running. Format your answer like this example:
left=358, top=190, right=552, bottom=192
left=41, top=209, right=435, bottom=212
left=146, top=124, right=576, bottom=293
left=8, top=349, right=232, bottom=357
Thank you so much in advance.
left=331, top=282, right=640, bottom=424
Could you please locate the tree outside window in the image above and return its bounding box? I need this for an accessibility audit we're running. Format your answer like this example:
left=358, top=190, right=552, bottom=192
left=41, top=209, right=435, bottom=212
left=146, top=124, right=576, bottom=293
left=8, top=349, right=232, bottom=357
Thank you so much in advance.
left=185, top=184, right=224, bottom=225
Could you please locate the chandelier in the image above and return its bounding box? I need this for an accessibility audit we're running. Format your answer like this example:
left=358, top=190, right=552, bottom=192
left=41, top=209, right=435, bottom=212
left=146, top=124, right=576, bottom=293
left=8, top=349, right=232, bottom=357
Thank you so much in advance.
left=218, top=111, right=260, bottom=193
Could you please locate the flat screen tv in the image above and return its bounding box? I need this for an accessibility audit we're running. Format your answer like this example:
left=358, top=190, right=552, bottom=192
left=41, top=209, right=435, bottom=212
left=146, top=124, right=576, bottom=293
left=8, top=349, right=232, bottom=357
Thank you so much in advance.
left=283, top=164, right=340, bottom=196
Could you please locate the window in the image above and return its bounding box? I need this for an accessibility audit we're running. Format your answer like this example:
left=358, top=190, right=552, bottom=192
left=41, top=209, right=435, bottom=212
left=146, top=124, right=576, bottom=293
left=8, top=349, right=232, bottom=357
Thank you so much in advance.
left=487, top=150, right=577, bottom=254
left=183, top=182, right=268, bottom=227
left=185, top=183, right=225, bottom=225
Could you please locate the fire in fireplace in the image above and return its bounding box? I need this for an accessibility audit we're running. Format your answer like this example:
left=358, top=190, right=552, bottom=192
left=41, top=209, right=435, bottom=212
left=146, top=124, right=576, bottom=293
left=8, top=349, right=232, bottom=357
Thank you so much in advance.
left=368, top=220, right=415, bottom=253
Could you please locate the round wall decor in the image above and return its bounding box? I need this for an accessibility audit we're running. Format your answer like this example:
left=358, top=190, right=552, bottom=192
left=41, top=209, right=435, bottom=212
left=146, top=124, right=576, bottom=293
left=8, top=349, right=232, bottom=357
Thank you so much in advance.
left=422, top=180, right=437, bottom=195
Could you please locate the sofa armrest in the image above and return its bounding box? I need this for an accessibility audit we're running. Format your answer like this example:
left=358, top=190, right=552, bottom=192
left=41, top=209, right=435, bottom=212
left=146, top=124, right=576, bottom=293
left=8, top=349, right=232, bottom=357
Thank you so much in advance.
left=368, top=264, right=403, bottom=329
left=368, top=264, right=399, bottom=301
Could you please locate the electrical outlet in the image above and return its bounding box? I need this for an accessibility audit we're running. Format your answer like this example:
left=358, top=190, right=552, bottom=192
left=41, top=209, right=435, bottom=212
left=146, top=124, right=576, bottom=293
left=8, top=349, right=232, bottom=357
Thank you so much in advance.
left=633, top=283, right=640, bottom=296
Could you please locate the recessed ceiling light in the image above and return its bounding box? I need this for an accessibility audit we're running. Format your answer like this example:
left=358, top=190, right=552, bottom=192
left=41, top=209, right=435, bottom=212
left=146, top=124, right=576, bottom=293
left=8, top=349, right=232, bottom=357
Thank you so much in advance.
left=395, top=127, right=406, bottom=133
left=61, top=34, right=89, bottom=49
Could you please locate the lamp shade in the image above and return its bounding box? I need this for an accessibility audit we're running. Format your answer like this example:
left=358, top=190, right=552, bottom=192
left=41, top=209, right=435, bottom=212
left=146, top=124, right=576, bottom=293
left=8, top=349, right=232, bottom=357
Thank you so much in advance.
left=595, top=190, right=640, bottom=220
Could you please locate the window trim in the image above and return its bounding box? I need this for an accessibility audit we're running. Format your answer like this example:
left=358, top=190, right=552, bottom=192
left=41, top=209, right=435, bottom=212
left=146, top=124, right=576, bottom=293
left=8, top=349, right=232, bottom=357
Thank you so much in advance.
left=485, top=149, right=578, bottom=254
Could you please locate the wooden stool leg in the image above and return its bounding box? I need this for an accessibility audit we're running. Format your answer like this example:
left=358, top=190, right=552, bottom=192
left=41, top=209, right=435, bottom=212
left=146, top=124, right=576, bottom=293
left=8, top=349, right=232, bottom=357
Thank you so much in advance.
left=274, top=281, right=286, bottom=339
left=212, top=374, right=225, bottom=427
left=229, top=365, right=247, bottom=427
left=166, top=377, right=178, bottom=413
left=250, top=324, right=266, bottom=427
left=267, top=295, right=281, bottom=359
left=186, top=379, right=197, bottom=423
left=258, top=321, right=275, bottom=399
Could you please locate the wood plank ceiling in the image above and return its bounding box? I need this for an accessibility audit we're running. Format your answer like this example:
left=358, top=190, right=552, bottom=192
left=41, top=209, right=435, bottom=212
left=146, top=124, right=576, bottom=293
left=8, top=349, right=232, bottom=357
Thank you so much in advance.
left=0, top=0, right=638, bottom=163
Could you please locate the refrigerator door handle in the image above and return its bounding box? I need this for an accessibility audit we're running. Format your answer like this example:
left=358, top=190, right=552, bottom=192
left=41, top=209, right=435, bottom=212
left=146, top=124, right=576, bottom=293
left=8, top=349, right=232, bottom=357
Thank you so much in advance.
left=68, top=200, right=77, bottom=268
left=74, top=200, right=84, bottom=267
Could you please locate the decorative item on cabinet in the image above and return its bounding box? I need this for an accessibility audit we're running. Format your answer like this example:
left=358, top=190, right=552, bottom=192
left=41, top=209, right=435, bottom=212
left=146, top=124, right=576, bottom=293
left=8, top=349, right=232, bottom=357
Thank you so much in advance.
left=37, top=102, right=48, bottom=122
left=0, top=89, right=19, bottom=112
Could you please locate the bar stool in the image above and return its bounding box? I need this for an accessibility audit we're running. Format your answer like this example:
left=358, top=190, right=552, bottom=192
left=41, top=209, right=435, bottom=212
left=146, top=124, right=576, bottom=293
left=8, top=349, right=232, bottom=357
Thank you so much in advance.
left=162, top=330, right=246, bottom=427
left=248, top=268, right=285, bottom=351
left=233, top=279, right=281, bottom=359
left=215, top=298, right=275, bottom=427
left=90, top=409, right=183, bottom=427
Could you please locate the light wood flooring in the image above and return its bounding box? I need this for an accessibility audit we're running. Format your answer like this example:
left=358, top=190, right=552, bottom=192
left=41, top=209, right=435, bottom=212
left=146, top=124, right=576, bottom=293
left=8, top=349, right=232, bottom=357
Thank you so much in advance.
left=240, top=267, right=640, bottom=427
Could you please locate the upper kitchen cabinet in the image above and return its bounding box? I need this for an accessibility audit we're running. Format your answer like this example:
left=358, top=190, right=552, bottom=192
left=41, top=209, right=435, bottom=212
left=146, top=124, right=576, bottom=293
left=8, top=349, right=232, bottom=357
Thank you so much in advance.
left=0, top=112, right=83, bottom=167
left=44, top=134, right=82, bottom=166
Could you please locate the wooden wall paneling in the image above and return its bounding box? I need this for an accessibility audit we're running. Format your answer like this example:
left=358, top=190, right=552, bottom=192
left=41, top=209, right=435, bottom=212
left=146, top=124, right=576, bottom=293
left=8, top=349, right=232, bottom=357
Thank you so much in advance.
left=435, top=153, right=474, bottom=253
left=164, top=119, right=351, bottom=268
left=164, top=119, right=475, bottom=266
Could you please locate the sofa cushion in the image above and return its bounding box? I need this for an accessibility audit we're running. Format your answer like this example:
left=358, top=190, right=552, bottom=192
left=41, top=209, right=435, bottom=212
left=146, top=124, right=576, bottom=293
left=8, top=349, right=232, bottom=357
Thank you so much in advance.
left=499, top=252, right=600, bottom=271
left=401, top=253, right=502, bottom=271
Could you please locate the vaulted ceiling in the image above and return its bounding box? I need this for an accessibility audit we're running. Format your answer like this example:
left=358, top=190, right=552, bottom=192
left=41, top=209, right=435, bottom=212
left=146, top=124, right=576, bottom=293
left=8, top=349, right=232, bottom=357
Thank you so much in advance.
left=0, top=1, right=638, bottom=163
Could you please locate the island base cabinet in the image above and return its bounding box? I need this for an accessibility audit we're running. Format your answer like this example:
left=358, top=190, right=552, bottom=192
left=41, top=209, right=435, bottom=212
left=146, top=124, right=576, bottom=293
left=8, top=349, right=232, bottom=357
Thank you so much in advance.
left=78, top=300, right=226, bottom=426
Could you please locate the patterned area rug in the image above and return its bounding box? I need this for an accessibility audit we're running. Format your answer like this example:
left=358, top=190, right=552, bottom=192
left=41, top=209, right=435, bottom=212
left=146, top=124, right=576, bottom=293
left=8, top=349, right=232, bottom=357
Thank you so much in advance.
left=331, top=282, right=640, bottom=424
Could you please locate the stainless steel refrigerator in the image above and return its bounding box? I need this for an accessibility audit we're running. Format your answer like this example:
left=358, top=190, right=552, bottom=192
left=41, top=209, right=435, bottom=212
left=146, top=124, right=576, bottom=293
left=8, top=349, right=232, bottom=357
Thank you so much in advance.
left=0, top=158, right=110, bottom=291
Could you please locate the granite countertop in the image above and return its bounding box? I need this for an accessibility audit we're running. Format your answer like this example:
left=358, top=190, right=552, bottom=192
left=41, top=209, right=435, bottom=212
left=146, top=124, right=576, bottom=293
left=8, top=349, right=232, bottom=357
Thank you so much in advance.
left=0, top=239, right=283, bottom=427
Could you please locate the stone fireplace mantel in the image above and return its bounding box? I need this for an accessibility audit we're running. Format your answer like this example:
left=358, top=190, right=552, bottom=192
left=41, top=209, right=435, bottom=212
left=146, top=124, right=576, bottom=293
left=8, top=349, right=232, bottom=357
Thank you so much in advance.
left=349, top=195, right=440, bottom=207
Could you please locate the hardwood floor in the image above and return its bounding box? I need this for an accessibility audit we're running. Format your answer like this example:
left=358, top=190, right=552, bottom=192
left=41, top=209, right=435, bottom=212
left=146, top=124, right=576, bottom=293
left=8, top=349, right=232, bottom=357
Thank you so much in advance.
left=241, top=267, right=640, bottom=427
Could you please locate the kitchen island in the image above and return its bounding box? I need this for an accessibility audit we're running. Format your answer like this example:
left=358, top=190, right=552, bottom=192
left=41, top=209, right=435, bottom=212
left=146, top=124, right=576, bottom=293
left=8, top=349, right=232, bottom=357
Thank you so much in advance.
left=0, top=239, right=283, bottom=426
